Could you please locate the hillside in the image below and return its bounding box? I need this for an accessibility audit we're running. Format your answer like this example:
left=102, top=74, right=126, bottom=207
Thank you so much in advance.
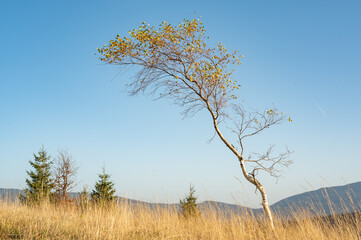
left=0, top=188, right=22, bottom=202
left=271, top=181, right=361, bottom=216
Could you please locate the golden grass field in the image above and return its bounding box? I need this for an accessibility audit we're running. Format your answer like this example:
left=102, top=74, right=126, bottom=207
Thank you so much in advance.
left=0, top=199, right=360, bottom=240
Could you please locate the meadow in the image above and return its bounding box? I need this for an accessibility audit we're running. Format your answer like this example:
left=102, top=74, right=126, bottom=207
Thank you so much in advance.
left=0, top=199, right=360, bottom=239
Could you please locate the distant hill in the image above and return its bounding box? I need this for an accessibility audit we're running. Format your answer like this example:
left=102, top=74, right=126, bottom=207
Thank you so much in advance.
left=1, top=182, right=360, bottom=217
left=271, top=181, right=361, bottom=217
left=0, top=188, right=22, bottom=202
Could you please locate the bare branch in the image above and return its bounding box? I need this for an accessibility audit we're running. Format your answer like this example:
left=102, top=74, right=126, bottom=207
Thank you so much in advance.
left=53, top=149, right=78, bottom=203
left=245, top=145, right=293, bottom=179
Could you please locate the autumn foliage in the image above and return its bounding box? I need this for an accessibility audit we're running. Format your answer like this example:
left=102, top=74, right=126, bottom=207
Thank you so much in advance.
left=98, top=19, right=242, bottom=116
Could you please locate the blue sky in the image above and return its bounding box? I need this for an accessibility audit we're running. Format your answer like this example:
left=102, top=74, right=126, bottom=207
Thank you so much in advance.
left=0, top=0, right=360, bottom=208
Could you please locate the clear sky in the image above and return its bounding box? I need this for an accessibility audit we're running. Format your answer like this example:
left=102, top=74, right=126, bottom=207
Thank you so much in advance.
left=1, top=0, right=360, bottom=208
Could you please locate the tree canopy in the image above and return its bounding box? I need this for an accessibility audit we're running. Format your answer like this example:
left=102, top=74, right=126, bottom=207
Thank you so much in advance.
left=98, top=19, right=242, bottom=117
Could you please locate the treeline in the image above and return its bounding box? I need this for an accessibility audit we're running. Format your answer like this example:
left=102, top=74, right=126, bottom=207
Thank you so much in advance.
left=19, top=146, right=116, bottom=207
left=19, top=146, right=200, bottom=217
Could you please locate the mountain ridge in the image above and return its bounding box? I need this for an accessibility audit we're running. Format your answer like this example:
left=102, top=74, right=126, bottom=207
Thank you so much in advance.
left=1, top=181, right=360, bottom=217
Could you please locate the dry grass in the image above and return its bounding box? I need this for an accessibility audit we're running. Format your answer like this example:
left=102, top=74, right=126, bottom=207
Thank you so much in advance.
left=0, top=199, right=360, bottom=240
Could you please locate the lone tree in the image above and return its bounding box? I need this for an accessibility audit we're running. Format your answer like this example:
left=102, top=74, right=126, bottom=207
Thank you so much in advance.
left=20, top=146, right=54, bottom=204
left=91, top=168, right=116, bottom=204
left=53, top=149, right=78, bottom=203
left=97, top=19, right=292, bottom=228
left=180, top=184, right=200, bottom=218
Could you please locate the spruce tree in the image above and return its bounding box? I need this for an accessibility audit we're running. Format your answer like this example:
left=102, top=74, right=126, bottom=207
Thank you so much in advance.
left=20, top=146, right=53, bottom=203
left=91, top=168, right=116, bottom=204
left=180, top=184, right=200, bottom=218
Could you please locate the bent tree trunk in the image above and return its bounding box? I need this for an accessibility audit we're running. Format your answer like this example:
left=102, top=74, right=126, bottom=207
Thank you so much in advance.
left=239, top=159, right=274, bottom=229
left=207, top=105, right=275, bottom=229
